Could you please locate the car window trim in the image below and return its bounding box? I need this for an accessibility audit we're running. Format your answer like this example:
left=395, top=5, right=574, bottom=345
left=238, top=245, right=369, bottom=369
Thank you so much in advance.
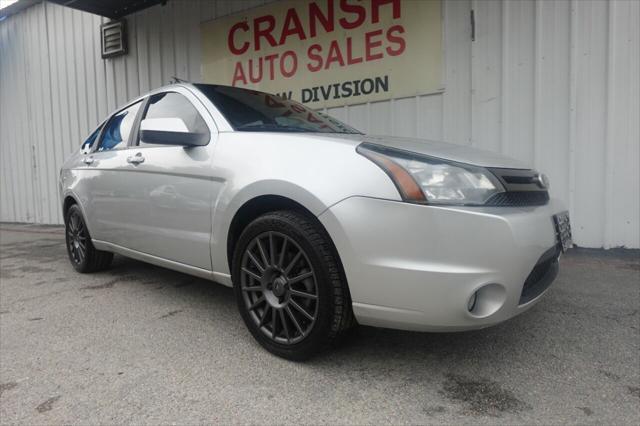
left=133, top=89, right=213, bottom=148
left=81, top=121, right=105, bottom=153
left=127, top=96, right=150, bottom=148
left=91, top=99, right=145, bottom=154
left=184, top=85, right=231, bottom=132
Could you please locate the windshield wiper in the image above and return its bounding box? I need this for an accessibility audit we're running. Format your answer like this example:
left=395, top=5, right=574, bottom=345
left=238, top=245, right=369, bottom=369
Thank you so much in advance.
left=235, top=123, right=361, bottom=134
left=236, top=123, right=310, bottom=132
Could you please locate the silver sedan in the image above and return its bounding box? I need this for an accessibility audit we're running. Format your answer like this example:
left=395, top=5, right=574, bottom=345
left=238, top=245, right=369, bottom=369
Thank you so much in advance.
left=59, top=83, right=572, bottom=360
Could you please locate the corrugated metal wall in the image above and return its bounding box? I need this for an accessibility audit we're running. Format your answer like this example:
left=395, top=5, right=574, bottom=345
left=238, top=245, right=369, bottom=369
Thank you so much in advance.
left=1, top=0, right=638, bottom=248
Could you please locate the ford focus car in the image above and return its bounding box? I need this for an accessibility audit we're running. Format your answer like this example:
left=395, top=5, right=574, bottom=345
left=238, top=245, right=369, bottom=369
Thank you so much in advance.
left=59, top=83, right=572, bottom=360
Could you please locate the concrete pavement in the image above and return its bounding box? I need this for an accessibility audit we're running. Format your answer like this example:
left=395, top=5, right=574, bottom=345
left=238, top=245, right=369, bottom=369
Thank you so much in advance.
left=0, top=224, right=638, bottom=424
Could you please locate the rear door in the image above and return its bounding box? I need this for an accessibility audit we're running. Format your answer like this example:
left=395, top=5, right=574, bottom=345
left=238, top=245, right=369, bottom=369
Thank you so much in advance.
left=83, top=100, right=144, bottom=246
left=121, top=88, right=220, bottom=270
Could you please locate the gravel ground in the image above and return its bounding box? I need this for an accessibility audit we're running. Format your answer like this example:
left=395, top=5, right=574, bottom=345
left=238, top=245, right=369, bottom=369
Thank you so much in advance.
left=0, top=223, right=638, bottom=425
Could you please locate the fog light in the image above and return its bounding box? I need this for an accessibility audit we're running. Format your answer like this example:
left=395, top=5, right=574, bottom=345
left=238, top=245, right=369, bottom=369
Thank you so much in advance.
left=467, top=291, right=478, bottom=312
left=467, top=283, right=507, bottom=318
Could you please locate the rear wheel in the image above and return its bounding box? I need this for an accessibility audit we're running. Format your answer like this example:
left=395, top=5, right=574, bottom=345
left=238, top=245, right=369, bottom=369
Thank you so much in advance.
left=65, top=204, right=113, bottom=273
left=232, top=210, right=354, bottom=360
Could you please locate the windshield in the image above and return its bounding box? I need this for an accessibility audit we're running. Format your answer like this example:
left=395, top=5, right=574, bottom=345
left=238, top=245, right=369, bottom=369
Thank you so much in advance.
left=194, top=84, right=361, bottom=134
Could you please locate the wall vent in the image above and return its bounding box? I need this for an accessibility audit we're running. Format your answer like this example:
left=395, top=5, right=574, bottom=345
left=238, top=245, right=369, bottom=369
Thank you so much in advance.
left=101, top=20, right=127, bottom=59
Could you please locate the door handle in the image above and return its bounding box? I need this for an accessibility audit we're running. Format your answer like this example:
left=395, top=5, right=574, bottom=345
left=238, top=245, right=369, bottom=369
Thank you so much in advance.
left=127, top=153, right=145, bottom=165
left=83, top=156, right=94, bottom=165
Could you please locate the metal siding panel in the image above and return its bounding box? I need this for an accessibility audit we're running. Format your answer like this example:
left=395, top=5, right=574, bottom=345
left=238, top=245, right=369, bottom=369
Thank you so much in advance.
left=326, top=105, right=346, bottom=122
left=147, top=7, right=163, bottom=90
left=0, top=21, right=6, bottom=220
left=607, top=0, right=640, bottom=248
left=200, top=0, right=215, bottom=22
left=534, top=0, right=571, bottom=208
left=187, top=0, right=202, bottom=81
left=64, top=9, right=82, bottom=154
left=9, top=13, right=22, bottom=221
left=112, top=55, right=128, bottom=108
left=368, top=100, right=392, bottom=136
left=125, top=12, right=141, bottom=99
left=13, top=13, right=32, bottom=221
left=21, top=8, right=39, bottom=222
left=104, top=37, right=118, bottom=112
left=18, top=13, right=32, bottom=220
left=50, top=4, right=69, bottom=223
left=36, top=2, right=53, bottom=223
left=572, top=0, right=608, bottom=247
left=0, top=78, right=10, bottom=219
left=43, top=3, right=58, bottom=222
left=21, top=8, right=40, bottom=222
left=53, top=5, right=69, bottom=157
left=93, top=15, right=108, bottom=124
left=502, top=0, right=535, bottom=163
left=173, top=1, right=189, bottom=82
left=135, top=9, right=151, bottom=94
left=393, top=97, right=417, bottom=138
left=442, top=0, right=472, bottom=146
left=30, top=4, right=47, bottom=223
left=39, top=2, right=57, bottom=222
left=417, top=94, right=443, bottom=141
left=83, top=13, right=99, bottom=128
left=0, top=21, right=7, bottom=221
left=230, top=0, right=264, bottom=15
left=74, top=10, right=90, bottom=136
left=1, top=19, right=17, bottom=221
left=160, top=1, right=176, bottom=86
left=471, top=0, right=502, bottom=152
left=346, top=103, right=369, bottom=134
left=215, top=0, right=232, bottom=18
left=7, top=16, right=23, bottom=221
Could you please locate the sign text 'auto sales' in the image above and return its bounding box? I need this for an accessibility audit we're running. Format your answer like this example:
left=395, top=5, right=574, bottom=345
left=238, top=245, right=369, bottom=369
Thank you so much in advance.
left=201, top=0, right=442, bottom=108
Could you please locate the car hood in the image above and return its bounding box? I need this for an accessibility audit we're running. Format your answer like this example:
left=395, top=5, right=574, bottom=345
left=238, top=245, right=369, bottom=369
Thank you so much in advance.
left=313, top=133, right=529, bottom=169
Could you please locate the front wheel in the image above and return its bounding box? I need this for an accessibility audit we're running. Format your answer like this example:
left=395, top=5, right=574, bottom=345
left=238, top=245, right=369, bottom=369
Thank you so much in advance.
left=65, top=204, right=113, bottom=273
left=232, top=210, right=354, bottom=360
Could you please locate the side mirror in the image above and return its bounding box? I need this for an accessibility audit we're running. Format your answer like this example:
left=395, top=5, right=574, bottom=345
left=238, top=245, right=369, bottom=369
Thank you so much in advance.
left=139, top=118, right=209, bottom=146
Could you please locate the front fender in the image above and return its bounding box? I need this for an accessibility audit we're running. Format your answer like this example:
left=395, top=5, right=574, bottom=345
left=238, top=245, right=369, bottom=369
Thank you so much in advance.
left=210, top=179, right=328, bottom=276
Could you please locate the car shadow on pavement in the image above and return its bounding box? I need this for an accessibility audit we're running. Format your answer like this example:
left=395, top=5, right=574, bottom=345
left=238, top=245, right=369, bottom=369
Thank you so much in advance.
left=106, top=253, right=547, bottom=366
left=100, top=252, right=640, bottom=418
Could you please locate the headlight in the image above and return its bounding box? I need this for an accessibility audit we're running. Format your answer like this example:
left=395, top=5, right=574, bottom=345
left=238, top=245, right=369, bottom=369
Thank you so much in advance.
left=357, top=143, right=505, bottom=205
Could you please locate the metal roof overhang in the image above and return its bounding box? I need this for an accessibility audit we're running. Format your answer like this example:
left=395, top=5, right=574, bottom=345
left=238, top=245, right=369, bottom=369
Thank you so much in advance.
left=49, top=0, right=164, bottom=19
left=0, top=0, right=42, bottom=19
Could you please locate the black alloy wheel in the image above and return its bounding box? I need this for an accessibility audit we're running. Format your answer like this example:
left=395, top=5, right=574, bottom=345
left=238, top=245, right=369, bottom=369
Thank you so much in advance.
left=240, top=231, right=319, bottom=345
left=67, top=208, right=88, bottom=265
left=64, top=204, right=113, bottom=273
left=232, top=210, right=354, bottom=360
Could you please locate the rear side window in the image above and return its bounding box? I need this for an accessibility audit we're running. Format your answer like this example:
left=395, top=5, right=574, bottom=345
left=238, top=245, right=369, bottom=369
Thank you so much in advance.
left=138, top=92, right=208, bottom=145
left=97, top=101, right=142, bottom=151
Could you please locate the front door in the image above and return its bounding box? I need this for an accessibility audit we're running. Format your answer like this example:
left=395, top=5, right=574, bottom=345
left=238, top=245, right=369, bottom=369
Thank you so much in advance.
left=121, top=89, right=220, bottom=271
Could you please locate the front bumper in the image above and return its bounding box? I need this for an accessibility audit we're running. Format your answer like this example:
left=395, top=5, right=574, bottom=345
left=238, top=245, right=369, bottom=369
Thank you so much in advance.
left=318, top=196, right=567, bottom=332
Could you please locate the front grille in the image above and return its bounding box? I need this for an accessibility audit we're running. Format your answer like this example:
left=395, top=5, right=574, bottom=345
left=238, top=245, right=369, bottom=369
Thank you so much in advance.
left=485, top=191, right=549, bottom=206
left=486, top=167, right=550, bottom=207
left=519, top=245, right=560, bottom=305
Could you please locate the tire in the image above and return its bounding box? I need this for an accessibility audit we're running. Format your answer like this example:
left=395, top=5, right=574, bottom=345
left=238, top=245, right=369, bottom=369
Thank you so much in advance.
left=232, top=210, right=354, bottom=360
left=65, top=204, right=113, bottom=273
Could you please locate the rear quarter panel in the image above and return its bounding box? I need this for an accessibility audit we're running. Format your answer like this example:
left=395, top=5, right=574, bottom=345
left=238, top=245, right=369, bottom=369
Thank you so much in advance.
left=59, top=151, right=92, bottom=227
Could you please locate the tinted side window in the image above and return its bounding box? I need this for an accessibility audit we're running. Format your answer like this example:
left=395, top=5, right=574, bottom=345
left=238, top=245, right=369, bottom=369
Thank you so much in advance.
left=97, top=101, right=142, bottom=151
left=139, top=92, right=208, bottom=145
left=82, top=124, right=103, bottom=151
